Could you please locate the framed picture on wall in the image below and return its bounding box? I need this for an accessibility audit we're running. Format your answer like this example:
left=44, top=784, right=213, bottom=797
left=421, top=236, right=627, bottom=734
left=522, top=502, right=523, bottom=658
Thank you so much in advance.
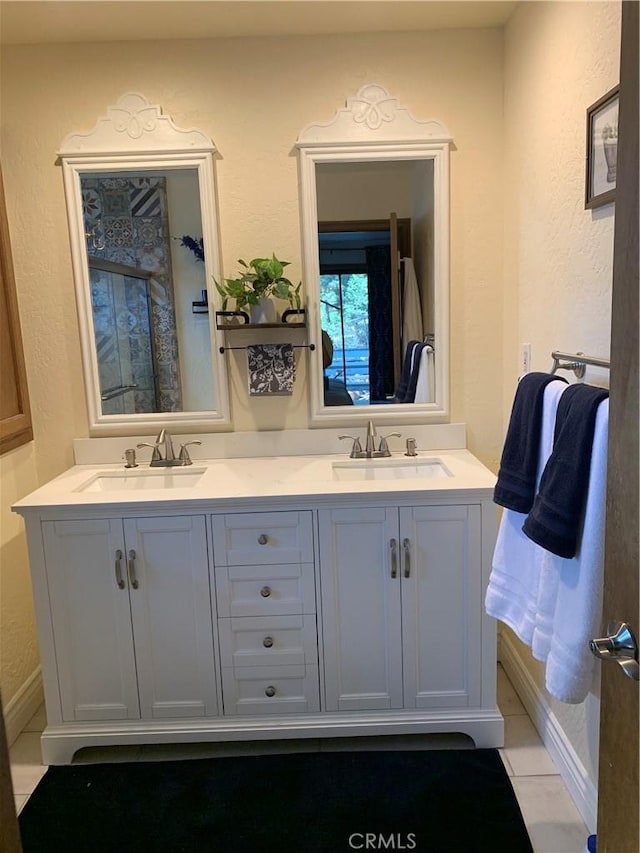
left=585, top=85, right=619, bottom=209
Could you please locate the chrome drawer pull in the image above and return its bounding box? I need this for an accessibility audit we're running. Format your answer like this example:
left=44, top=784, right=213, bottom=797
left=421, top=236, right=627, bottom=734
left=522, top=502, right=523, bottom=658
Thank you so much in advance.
left=403, top=538, right=411, bottom=578
left=263, top=636, right=274, bottom=648
left=260, top=586, right=272, bottom=598
left=258, top=533, right=269, bottom=545
left=390, top=538, right=398, bottom=578
left=114, top=549, right=125, bottom=589
left=127, top=549, right=139, bottom=589
left=264, top=686, right=276, bottom=698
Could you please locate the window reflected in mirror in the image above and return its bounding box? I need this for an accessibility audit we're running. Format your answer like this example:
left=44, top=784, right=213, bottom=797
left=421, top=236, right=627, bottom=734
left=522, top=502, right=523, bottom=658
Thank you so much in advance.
left=315, top=160, right=434, bottom=408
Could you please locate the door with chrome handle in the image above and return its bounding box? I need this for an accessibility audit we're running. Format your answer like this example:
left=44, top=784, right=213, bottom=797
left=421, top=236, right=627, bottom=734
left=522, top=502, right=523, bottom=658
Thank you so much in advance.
left=590, top=621, right=639, bottom=681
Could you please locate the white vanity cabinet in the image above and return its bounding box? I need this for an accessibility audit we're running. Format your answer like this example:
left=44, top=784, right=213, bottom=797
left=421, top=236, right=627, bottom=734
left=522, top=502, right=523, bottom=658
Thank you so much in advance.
left=42, top=515, right=218, bottom=723
left=318, top=505, right=482, bottom=713
left=211, top=511, right=320, bottom=715
left=15, top=449, right=503, bottom=763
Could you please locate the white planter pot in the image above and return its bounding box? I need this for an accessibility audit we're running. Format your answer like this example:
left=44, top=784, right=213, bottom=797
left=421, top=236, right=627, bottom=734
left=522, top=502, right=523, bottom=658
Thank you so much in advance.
left=250, top=297, right=277, bottom=324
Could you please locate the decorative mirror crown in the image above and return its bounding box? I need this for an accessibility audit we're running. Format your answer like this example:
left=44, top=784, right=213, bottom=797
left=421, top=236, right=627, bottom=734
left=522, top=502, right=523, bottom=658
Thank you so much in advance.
left=297, top=84, right=451, bottom=146
left=59, top=93, right=215, bottom=155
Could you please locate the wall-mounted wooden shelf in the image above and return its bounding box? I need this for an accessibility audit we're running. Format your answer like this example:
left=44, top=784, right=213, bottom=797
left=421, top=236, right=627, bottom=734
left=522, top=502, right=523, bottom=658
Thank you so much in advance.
left=217, top=321, right=306, bottom=330
left=215, top=308, right=307, bottom=330
left=215, top=309, right=313, bottom=353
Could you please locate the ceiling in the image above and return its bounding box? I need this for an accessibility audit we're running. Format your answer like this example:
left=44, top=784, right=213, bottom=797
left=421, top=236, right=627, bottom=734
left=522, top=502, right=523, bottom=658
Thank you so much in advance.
left=0, top=1, right=518, bottom=46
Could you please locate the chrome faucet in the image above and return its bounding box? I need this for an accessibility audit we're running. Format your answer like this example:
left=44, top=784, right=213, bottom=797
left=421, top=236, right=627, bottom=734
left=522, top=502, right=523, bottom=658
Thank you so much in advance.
left=156, top=428, right=176, bottom=464
left=365, top=420, right=377, bottom=455
left=137, top=429, right=200, bottom=467
left=339, top=421, right=402, bottom=459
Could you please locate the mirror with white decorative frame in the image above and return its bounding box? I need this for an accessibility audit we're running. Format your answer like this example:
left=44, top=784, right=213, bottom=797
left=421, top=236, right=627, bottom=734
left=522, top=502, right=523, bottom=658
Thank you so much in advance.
left=59, top=93, right=230, bottom=433
left=296, top=84, right=451, bottom=426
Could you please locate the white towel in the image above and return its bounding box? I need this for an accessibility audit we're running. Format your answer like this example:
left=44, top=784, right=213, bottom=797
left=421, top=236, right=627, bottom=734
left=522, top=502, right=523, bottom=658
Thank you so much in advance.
left=401, top=258, right=423, bottom=347
left=486, top=381, right=609, bottom=704
left=532, top=399, right=608, bottom=703
left=485, top=380, right=569, bottom=645
left=413, top=345, right=434, bottom=403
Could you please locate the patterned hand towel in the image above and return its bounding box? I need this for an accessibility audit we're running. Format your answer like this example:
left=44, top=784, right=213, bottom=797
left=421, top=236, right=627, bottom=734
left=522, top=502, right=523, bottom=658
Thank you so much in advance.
left=247, top=344, right=295, bottom=396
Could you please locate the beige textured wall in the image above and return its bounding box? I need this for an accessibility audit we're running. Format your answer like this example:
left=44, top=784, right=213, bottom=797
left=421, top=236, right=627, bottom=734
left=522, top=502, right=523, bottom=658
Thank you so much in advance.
left=503, top=0, right=621, bottom=787
left=0, top=6, right=618, bottom=765
left=0, top=28, right=503, bottom=706
left=0, top=445, right=40, bottom=705
left=0, top=27, right=505, bottom=460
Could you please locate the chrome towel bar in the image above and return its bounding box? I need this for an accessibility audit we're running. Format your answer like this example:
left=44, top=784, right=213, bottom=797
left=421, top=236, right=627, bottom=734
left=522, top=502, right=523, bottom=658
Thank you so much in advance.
left=550, top=350, right=611, bottom=379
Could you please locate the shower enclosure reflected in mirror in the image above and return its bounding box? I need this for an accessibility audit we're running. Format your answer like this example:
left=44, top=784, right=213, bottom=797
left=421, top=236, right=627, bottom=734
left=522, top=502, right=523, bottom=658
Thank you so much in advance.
left=59, top=93, right=230, bottom=432
left=297, top=84, right=451, bottom=426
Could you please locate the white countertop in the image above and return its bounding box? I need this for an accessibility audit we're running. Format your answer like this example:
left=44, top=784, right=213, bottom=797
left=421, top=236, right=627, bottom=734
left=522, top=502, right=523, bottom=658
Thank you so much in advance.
left=12, top=450, right=497, bottom=514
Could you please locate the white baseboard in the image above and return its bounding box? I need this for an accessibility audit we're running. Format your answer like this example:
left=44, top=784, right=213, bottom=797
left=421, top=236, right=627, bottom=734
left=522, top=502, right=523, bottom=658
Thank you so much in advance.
left=499, top=632, right=598, bottom=834
left=3, top=667, right=43, bottom=747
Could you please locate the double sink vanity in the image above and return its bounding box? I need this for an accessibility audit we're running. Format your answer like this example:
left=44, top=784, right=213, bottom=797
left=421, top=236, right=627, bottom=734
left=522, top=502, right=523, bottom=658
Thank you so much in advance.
left=13, top=426, right=503, bottom=764
left=9, top=86, right=504, bottom=764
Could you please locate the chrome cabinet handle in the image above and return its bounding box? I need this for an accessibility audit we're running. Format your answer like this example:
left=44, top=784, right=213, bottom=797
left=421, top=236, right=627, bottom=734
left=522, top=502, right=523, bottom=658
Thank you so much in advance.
left=114, top=549, right=125, bottom=589
left=390, top=538, right=398, bottom=578
left=263, top=636, right=274, bottom=648
left=403, top=538, right=411, bottom=578
left=264, top=686, right=276, bottom=698
left=127, top=549, right=139, bottom=589
left=260, top=586, right=272, bottom=598
left=258, top=533, right=269, bottom=545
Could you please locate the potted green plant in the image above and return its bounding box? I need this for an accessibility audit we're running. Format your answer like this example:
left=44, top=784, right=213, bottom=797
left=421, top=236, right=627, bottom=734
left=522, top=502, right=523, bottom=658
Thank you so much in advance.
left=214, top=254, right=302, bottom=323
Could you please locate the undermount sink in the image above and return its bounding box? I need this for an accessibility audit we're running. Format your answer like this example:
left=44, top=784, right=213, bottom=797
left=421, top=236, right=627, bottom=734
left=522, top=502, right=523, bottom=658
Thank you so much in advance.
left=332, top=458, right=452, bottom=481
left=78, top=468, right=206, bottom=492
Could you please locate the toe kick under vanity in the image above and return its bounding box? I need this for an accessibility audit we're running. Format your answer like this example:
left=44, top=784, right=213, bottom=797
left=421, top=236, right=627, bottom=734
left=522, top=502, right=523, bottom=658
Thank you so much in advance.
left=13, top=439, right=503, bottom=764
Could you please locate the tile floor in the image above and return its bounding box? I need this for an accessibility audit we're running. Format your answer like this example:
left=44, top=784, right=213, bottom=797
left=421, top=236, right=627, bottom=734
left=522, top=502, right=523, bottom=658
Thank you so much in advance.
left=10, top=664, right=590, bottom=852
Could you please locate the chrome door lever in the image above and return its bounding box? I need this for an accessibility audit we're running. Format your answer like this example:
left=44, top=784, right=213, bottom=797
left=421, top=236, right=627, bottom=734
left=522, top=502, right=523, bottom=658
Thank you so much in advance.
left=590, top=621, right=639, bottom=681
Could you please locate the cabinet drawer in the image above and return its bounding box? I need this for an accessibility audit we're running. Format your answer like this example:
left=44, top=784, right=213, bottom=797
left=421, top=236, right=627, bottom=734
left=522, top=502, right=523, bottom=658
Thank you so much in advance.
left=212, top=512, right=314, bottom=566
left=221, top=665, right=320, bottom=715
left=215, top=562, right=316, bottom=617
left=218, top=615, right=318, bottom=668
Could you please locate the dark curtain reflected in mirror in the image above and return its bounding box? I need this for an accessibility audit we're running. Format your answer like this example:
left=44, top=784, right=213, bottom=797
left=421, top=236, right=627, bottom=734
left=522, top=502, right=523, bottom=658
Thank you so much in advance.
left=366, top=244, right=393, bottom=402
left=318, top=220, right=411, bottom=406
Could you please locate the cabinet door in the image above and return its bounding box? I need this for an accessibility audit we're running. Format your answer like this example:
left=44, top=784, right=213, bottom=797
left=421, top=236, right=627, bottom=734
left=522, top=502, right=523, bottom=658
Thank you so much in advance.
left=400, top=505, right=482, bottom=709
left=125, top=516, right=218, bottom=719
left=318, top=507, right=403, bottom=711
left=42, top=519, right=139, bottom=722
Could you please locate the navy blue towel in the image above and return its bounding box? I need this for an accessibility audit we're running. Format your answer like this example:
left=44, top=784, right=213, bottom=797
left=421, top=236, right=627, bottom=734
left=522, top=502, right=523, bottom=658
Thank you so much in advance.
left=395, top=341, right=426, bottom=402
left=494, top=372, right=568, bottom=513
left=522, top=384, right=609, bottom=558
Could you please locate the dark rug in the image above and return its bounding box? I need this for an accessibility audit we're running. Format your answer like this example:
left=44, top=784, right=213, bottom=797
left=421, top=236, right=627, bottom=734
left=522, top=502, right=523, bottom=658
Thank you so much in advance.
left=19, top=749, right=533, bottom=852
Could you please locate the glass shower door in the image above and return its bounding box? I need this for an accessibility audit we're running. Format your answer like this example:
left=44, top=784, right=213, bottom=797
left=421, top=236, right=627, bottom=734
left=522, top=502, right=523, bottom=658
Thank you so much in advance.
left=89, top=261, right=159, bottom=414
